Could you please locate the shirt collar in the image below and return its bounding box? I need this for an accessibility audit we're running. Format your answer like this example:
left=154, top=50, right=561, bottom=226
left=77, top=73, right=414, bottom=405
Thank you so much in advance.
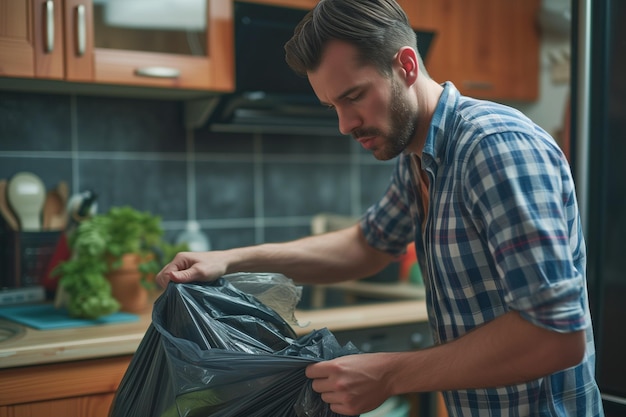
left=422, top=81, right=460, bottom=170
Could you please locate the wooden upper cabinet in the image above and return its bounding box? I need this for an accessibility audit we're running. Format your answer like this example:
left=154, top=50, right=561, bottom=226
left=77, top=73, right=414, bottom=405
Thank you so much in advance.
left=91, top=0, right=234, bottom=91
left=62, top=0, right=93, bottom=82
left=0, top=0, right=35, bottom=78
left=0, top=0, right=235, bottom=91
left=0, top=0, right=65, bottom=80
left=1, top=0, right=539, bottom=99
left=400, top=0, right=540, bottom=101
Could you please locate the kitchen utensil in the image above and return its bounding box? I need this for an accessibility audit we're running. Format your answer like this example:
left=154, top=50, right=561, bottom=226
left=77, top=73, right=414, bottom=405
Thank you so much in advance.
left=42, top=189, right=67, bottom=230
left=67, top=190, right=97, bottom=230
left=76, top=189, right=97, bottom=218
left=55, top=181, right=69, bottom=205
left=43, top=181, right=70, bottom=230
left=6, top=172, right=46, bottom=231
left=0, top=179, right=19, bottom=230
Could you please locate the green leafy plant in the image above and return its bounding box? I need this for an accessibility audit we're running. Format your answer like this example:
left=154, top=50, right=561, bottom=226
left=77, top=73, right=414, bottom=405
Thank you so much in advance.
left=53, top=206, right=188, bottom=319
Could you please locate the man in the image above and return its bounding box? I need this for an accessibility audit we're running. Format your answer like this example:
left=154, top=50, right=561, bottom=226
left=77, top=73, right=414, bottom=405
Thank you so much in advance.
left=156, top=0, right=604, bottom=415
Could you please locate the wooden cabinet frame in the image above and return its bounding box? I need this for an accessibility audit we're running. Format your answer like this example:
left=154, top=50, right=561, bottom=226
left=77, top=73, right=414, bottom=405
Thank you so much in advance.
left=0, top=356, right=132, bottom=417
left=93, top=0, right=234, bottom=91
left=0, top=1, right=35, bottom=77
left=1, top=0, right=540, bottom=100
left=1, top=0, right=235, bottom=91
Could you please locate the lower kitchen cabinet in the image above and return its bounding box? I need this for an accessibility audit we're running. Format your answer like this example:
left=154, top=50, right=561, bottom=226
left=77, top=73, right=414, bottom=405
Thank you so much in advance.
left=0, top=354, right=449, bottom=417
left=0, top=355, right=132, bottom=417
left=0, top=393, right=115, bottom=417
left=0, top=321, right=447, bottom=417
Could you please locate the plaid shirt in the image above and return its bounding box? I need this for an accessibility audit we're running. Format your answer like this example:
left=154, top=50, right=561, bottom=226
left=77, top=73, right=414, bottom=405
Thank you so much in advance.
left=361, top=82, right=603, bottom=416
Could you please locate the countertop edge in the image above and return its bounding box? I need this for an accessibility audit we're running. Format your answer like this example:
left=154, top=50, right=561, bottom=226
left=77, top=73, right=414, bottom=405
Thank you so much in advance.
left=0, top=299, right=428, bottom=369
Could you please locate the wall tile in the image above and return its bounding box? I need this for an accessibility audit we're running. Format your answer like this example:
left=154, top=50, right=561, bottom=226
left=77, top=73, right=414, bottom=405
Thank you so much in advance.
left=0, top=157, right=73, bottom=192
left=360, top=161, right=396, bottom=209
left=75, top=95, right=186, bottom=153
left=206, top=227, right=256, bottom=250
left=195, top=160, right=255, bottom=219
left=0, top=92, right=71, bottom=151
left=264, top=224, right=311, bottom=243
left=261, top=132, right=349, bottom=154
left=263, top=162, right=351, bottom=217
left=78, top=158, right=187, bottom=220
left=194, top=130, right=255, bottom=153
left=0, top=91, right=386, bottom=251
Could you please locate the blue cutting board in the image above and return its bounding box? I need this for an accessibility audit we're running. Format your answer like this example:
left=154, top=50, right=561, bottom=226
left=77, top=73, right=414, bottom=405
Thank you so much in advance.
left=0, top=304, right=139, bottom=330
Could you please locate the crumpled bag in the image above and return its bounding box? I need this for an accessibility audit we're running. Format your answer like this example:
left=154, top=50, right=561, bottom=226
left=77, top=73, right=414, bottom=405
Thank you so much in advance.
left=109, top=273, right=360, bottom=417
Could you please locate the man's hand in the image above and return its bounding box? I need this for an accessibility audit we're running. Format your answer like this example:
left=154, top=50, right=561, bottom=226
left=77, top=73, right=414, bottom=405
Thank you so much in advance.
left=156, top=251, right=227, bottom=288
left=306, top=352, right=395, bottom=416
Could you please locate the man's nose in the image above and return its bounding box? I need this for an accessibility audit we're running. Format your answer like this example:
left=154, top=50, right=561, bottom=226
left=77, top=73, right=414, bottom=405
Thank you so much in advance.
left=336, top=108, right=361, bottom=136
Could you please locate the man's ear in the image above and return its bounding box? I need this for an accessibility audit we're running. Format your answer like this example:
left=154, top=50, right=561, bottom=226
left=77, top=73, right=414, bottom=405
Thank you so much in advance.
left=396, top=47, right=419, bottom=85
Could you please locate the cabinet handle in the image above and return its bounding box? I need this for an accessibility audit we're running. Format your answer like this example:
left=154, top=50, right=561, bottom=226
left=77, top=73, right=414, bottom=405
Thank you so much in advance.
left=75, top=4, right=86, bottom=56
left=463, top=81, right=494, bottom=90
left=44, top=1, right=55, bottom=53
left=134, top=67, right=181, bottom=79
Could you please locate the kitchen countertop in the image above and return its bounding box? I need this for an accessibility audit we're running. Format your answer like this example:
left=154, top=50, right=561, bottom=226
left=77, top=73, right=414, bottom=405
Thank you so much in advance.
left=0, top=298, right=428, bottom=370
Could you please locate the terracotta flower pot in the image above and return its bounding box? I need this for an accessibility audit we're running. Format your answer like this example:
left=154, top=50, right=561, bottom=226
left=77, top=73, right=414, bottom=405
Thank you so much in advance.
left=107, top=254, right=149, bottom=314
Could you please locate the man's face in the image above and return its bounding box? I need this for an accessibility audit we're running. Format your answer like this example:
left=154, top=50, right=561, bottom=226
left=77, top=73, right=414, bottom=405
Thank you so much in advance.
left=308, top=41, right=418, bottom=160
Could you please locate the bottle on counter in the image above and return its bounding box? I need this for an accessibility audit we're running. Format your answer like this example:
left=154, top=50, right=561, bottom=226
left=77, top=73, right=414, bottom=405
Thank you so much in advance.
left=176, top=220, right=211, bottom=252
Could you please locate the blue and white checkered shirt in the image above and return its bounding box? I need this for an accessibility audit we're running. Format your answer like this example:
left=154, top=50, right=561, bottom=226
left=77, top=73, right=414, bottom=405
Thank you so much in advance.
left=361, top=82, right=603, bottom=416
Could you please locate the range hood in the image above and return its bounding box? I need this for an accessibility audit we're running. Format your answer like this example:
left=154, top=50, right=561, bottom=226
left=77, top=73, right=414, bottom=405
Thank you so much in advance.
left=203, top=1, right=435, bottom=135
left=207, top=92, right=342, bottom=136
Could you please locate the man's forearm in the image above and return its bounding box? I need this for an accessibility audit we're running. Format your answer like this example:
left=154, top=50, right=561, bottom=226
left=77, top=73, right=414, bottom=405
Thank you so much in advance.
left=386, top=311, right=586, bottom=394
left=223, top=224, right=395, bottom=284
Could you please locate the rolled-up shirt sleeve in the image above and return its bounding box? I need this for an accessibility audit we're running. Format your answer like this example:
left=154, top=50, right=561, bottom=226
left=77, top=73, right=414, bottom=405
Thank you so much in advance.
left=361, top=155, right=416, bottom=257
left=463, top=130, right=589, bottom=333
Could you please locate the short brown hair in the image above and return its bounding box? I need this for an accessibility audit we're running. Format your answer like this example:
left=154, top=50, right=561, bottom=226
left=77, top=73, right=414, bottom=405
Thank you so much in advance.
left=285, top=0, right=420, bottom=77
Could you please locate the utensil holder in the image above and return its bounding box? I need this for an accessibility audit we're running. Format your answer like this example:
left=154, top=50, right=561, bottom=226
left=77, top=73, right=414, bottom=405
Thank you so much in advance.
left=0, top=221, right=61, bottom=290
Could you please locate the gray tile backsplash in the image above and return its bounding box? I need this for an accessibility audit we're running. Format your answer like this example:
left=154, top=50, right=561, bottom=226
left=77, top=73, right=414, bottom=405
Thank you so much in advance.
left=0, top=91, right=395, bottom=250
left=360, top=161, right=396, bottom=208
left=195, top=160, right=256, bottom=219
left=0, top=92, right=72, bottom=151
left=78, top=158, right=188, bottom=219
left=263, top=161, right=352, bottom=217
left=0, top=156, right=73, bottom=192
left=75, top=95, right=186, bottom=153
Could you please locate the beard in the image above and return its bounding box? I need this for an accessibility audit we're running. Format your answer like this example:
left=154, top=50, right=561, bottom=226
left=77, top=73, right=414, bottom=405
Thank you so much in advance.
left=352, top=78, right=418, bottom=160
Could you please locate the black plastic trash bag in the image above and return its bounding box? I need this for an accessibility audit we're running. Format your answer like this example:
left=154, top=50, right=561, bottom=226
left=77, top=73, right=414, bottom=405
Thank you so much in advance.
left=109, top=273, right=360, bottom=417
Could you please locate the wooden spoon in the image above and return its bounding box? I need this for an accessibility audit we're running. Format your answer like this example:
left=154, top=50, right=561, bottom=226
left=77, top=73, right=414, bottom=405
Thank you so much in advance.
left=55, top=181, right=69, bottom=207
left=42, top=189, right=67, bottom=230
left=0, top=179, right=19, bottom=230
left=41, top=181, right=69, bottom=230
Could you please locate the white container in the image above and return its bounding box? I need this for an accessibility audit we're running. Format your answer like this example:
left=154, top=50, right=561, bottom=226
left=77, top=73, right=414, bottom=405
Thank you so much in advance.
left=176, top=221, right=210, bottom=252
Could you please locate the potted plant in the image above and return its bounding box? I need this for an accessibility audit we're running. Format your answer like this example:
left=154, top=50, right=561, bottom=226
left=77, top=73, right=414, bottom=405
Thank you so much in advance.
left=53, top=206, right=188, bottom=319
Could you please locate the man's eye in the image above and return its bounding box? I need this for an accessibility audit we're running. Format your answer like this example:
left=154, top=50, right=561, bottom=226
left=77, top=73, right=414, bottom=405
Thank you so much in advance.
left=347, top=93, right=362, bottom=102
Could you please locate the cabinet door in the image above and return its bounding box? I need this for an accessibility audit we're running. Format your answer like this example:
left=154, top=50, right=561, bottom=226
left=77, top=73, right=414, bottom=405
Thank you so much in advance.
left=63, top=0, right=94, bottom=81
left=0, top=1, right=34, bottom=77
left=33, top=0, right=65, bottom=78
left=403, top=0, right=540, bottom=101
left=0, top=393, right=115, bottom=417
left=0, top=356, right=131, bottom=417
left=0, top=0, right=65, bottom=80
left=91, top=0, right=234, bottom=91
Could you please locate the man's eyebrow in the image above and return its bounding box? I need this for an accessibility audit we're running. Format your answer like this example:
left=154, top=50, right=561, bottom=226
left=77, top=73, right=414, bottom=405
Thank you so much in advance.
left=319, top=86, right=361, bottom=107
